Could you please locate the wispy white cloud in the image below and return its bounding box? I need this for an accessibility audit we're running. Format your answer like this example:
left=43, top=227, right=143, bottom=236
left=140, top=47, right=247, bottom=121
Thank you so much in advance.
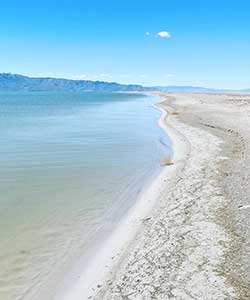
left=119, top=74, right=131, bottom=78
left=70, top=74, right=87, bottom=80
left=165, top=73, right=176, bottom=78
left=145, top=32, right=151, bottom=36
left=70, top=73, right=113, bottom=81
left=139, top=74, right=148, bottom=79
left=99, top=73, right=112, bottom=78
left=27, top=72, right=56, bottom=78
left=157, top=31, right=171, bottom=38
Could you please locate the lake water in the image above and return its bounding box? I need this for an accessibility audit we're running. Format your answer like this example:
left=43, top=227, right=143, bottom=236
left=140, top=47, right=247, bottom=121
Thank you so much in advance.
left=0, top=92, right=171, bottom=300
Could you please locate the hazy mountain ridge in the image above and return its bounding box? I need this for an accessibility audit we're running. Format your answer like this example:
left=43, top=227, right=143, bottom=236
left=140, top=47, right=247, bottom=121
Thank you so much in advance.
left=0, top=73, right=248, bottom=92
left=0, top=73, right=151, bottom=92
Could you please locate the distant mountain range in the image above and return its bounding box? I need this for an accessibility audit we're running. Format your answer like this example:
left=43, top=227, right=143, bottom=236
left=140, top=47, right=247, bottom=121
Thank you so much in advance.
left=0, top=73, right=149, bottom=92
left=0, top=73, right=249, bottom=93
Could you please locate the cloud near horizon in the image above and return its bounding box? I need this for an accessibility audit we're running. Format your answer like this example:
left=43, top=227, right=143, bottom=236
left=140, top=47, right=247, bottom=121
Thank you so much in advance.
left=157, top=31, right=171, bottom=38
left=165, top=73, right=176, bottom=78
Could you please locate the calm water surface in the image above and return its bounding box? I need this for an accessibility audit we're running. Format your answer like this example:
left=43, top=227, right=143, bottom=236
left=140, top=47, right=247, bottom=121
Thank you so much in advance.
left=0, top=92, right=170, bottom=299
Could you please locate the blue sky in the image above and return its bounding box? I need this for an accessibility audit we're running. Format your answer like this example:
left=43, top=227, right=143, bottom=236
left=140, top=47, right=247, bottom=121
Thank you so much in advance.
left=1, top=0, right=250, bottom=88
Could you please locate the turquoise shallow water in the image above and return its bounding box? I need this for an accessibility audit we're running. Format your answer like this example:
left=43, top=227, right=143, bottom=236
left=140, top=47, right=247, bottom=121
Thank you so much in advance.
left=0, top=92, right=170, bottom=299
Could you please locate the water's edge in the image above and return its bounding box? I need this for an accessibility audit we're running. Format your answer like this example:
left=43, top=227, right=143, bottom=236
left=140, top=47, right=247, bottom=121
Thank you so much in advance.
left=52, top=94, right=187, bottom=300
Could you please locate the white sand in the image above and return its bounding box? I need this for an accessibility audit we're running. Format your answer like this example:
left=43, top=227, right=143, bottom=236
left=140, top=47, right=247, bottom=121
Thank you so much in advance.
left=92, top=93, right=236, bottom=300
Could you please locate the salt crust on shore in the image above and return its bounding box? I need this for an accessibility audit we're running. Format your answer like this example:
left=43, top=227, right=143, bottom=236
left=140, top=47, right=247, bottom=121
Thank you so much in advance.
left=92, top=95, right=235, bottom=300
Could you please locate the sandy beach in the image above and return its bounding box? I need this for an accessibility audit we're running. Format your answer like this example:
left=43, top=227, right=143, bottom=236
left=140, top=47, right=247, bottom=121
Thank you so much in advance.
left=86, top=92, right=250, bottom=300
